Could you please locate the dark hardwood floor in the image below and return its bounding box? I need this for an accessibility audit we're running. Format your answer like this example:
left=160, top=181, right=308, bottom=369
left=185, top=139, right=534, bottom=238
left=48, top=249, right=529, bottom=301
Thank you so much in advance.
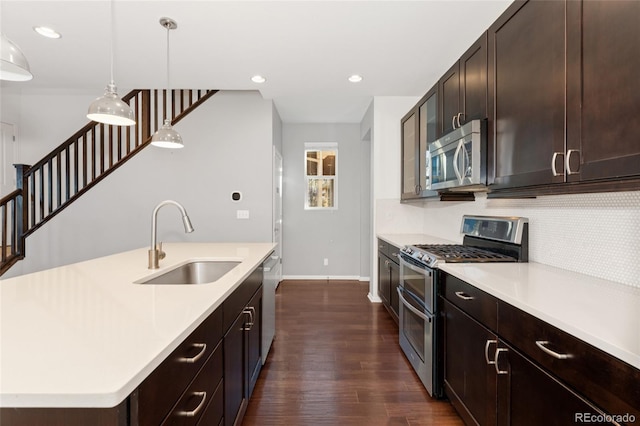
left=243, top=280, right=463, bottom=426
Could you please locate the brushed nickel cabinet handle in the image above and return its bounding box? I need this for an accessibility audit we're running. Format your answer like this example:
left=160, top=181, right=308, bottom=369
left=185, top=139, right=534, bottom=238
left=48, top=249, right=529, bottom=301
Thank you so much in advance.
left=456, top=112, right=464, bottom=128
left=176, top=391, right=207, bottom=417
left=535, top=340, right=572, bottom=359
left=452, top=115, right=457, bottom=130
left=566, top=149, right=580, bottom=175
left=494, top=348, right=509, bottom=375
left=178, top=343, right=207, bottom=364
left=485, top=339, right=497, bottom=365
left=454, top=291, right=474, bottom=301
left=551, top=152, right=564, bottom=176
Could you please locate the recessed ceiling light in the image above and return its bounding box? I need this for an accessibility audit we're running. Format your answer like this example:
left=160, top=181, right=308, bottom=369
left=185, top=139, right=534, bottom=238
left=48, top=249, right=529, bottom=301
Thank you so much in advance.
left=251, top=75, right=266, bottom=84
left=348, top=74, right=363, bottom=83
left=33, top=26, right=61, bottom=39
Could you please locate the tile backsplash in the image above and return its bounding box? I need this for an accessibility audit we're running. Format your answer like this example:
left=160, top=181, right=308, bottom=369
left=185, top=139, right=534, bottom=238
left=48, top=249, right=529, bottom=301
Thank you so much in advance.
left=377, top=191, right=640, bottom=288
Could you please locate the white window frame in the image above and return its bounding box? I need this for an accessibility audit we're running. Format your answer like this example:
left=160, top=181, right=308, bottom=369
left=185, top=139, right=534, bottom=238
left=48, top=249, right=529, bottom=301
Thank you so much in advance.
left=304, top=142, right=338, bottom=210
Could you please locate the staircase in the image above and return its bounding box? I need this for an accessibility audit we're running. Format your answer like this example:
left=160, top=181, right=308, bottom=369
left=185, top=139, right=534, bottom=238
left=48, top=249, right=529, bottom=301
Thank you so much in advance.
left=0, top=89, right=217, bottom=276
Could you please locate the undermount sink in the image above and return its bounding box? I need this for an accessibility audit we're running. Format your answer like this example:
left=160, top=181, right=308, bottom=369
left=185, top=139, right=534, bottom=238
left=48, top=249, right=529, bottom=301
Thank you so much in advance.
left=136, top=261, right=240, bottom=285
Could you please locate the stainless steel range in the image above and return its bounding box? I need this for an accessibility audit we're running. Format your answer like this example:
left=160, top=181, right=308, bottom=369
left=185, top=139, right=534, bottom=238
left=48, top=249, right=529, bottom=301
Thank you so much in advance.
left=397, top=215, right=529, bottom=398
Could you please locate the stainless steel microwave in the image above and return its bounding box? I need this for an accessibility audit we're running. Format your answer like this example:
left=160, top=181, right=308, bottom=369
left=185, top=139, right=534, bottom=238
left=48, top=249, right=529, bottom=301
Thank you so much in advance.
left=428, top=119, right=487, bottom=191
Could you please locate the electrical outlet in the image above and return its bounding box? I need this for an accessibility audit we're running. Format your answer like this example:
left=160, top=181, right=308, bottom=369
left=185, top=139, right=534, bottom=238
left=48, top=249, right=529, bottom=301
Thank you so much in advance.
left=236, top=210, right=250, bottom=219
left=323, top=258, right=329, bottom=266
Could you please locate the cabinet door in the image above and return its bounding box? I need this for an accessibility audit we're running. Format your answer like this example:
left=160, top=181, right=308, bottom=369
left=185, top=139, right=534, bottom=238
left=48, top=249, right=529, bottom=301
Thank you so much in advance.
left=442, top=299, right=497, bottom=426
left=460, top=33, right=488, bottom=125
left=496, top=341, right=613, bottom=426
left=247, top=288, right=262, bottom=399
left=439, top=63, right=460, bottom=136
left=377, top=254, right=391, bottom=306
left=389, top=259, right=400, bottom=321
left=566, top=0, right=640, bottom=183
left=488, top=0, right=566, bottom=189
left=401, top=110, right=419, bottom=199
left=418, top=86, right=439, bottom=197
left=224, top=313, right=247, bottom=426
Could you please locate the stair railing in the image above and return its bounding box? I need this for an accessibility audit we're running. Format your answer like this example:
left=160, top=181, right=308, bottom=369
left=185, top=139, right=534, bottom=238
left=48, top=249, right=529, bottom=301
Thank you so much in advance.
left=0, top=89, right=217, bottom=276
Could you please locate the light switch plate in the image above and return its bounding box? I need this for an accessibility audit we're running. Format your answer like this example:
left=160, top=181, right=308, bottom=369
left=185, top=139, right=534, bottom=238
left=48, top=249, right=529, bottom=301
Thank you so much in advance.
left=237, top=210, right=250, bottom=219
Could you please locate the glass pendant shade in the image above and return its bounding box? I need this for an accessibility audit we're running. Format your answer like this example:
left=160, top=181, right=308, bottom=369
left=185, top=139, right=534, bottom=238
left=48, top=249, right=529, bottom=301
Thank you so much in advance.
left=151, top=119, right=184, bottom=149
left=0, top=33, right=33, bottom=81
left=87, top=82, right=135, bottom=126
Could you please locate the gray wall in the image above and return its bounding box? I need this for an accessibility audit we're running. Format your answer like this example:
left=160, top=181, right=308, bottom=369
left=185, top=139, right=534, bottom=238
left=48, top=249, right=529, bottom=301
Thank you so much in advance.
left=4, top=90, right=275, bottom=277
left=282, top=123, right=365, bottom=279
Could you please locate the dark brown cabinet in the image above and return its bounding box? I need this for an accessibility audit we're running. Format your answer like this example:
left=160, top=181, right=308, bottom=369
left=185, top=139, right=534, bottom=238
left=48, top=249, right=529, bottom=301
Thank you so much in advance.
left=565, top=0, right=640, bottom=184
left=487, top=0, right=640, bottom=196
left=377, top=239, right=401, bottom=323
left=223, top=266, right=263, bottom=426
left=401, top=86, right=439, bottom=200
left=440, top=272, right=627, bottom=426
left=442, top=299, right=497, bottom=426
left=439, top=33, right=488, bottom=136
left=487, top=0, right=566, bottom=190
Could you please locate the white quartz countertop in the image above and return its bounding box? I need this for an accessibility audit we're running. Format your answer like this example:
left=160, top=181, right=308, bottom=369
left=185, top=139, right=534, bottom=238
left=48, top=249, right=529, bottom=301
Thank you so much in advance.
left=439, top=262, right=640, bottom=370
left=0, top=242, right=275, bottom=408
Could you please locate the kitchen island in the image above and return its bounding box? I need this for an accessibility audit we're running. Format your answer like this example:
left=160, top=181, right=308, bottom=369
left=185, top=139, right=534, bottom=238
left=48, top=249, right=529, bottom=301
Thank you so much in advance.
left=0, top=242, right=275, bottom=417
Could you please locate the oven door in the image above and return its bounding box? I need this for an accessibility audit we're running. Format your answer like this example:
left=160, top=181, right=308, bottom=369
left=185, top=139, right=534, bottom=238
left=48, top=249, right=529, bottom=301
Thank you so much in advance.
left=398, top=286, right=434, bottom=396
left=399, top=255, right=433, bottom=312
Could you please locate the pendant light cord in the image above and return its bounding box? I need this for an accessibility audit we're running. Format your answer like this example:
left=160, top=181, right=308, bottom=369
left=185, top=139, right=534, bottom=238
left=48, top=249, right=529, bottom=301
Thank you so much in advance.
left=166, top=24, right=171, bottom=122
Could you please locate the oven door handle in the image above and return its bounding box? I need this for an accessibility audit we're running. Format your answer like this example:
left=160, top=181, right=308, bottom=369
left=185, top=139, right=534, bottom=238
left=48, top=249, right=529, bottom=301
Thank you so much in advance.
left=397, top=287, right=432, bottom=323
left=400, top=256, right=432, bottom=276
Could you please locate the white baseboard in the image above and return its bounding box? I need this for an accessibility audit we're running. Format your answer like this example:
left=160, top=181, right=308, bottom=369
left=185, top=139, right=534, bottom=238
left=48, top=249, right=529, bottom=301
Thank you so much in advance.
left=368, top=292, right=382, bottom=303
left=282, top=275, right=362, bottom=281
left=359, top=276, right=370, bottom=282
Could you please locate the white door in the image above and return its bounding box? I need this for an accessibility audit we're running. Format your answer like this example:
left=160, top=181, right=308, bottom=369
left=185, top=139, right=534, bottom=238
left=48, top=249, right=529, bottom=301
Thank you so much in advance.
left=0, top=123, right=17, bottom=198
left=272, top=146, right=283, bottom=285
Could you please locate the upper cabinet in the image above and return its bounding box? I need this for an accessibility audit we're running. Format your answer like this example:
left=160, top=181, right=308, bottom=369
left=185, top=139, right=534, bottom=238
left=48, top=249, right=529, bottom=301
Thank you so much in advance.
left=565, top=0, right=640, bottom=183
left=439, top=33, right=488, bottom=136
left=401, top=85, right=439, bottom=200
left=487, top=0, right=566, bottom=190
left=488, top=0, right=640, bottom=196
left=401, top=0, right=640, bottom=199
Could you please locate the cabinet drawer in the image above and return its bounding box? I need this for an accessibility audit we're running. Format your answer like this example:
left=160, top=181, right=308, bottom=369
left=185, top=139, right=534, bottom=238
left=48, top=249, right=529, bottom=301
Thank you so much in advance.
left=137, top=307, right=223, bottom=426
left=378, top=239, right=401, bottom=262
left=442, top=273, right=497, bottom=330
left=196, top=379, right=224, bottom=426
left=498, top=301, right=640, bottom=420
left=162, top=343, right=223, bottom=425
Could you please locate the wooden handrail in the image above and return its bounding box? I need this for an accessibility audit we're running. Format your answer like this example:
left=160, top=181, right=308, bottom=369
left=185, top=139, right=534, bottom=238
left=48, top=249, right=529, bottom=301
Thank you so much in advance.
left=0, top=89, right=218, bottom=276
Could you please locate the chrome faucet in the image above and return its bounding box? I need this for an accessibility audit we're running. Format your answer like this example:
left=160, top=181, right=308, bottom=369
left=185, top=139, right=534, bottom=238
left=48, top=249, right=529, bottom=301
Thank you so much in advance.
left=148, top=200, right=194, bottom=269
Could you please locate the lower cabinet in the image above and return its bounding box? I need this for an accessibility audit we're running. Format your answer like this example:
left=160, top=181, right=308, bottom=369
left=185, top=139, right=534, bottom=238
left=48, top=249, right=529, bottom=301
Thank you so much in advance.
left=224, top=281, right=263, bottom=426
left=441, top=272, right=633, bottom=426
left=377, top=239, right=401, bottom=324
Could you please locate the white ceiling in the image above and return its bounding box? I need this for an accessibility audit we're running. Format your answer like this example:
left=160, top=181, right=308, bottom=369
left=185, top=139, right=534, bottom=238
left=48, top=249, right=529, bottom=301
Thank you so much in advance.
left=0, top=0, right=512, bottom=123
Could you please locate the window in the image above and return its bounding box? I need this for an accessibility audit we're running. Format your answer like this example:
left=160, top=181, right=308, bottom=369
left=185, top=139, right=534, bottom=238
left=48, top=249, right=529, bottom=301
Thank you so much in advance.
left=304, top=143, right=337, bottom=209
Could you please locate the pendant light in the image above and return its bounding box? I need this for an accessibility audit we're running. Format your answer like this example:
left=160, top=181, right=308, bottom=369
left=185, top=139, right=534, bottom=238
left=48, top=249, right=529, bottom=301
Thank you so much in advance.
left=151, top=18, right=183, bottom=149
left=0, top=33, right=33, bottom=81
left=87, top=0, right=135, bottom=126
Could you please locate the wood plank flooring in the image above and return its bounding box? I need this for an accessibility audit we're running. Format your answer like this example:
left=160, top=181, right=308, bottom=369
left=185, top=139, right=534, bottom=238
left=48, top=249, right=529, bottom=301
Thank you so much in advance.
left=243, top=280, right=464, bottom=426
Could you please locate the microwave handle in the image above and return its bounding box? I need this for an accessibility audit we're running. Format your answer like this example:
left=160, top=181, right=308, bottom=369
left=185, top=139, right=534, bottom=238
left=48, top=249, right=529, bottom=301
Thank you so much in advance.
left=453, top=140, right=464, bottom=185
